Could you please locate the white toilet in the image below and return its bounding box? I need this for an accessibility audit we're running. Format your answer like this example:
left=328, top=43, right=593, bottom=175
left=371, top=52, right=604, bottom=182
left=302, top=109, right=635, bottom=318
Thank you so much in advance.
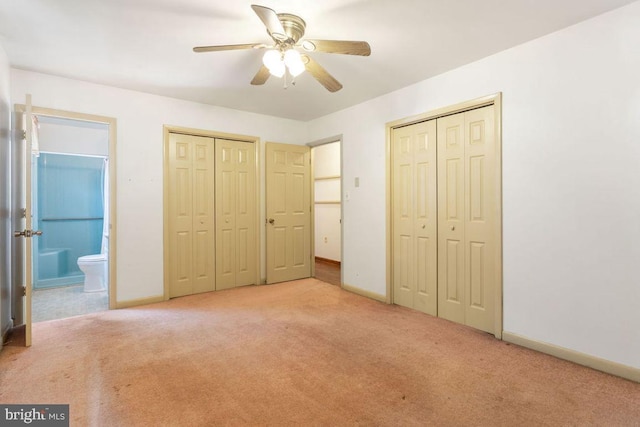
left=77, top=254, right=108, bottom=292
left=77, top=234, right=108, bottom=293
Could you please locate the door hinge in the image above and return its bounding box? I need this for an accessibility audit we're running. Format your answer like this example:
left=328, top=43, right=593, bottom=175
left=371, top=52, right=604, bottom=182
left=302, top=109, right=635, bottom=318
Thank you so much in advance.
left=21, top=130, right=27, bottom=140
left=22, top=286, right=26, bottom=296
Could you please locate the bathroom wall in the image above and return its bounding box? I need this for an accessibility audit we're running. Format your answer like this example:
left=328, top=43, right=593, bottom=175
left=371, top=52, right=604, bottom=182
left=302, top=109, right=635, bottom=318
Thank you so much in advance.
left=0, top=42, right=12, bottom=346
left=34, top=153, right=105, bottom=288
left=33, top=116, right=108, bottom=288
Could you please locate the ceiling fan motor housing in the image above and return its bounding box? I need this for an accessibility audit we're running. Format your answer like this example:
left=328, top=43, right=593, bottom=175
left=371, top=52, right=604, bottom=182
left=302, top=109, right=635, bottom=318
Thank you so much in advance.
left=274, top=14, right=306, bottom=44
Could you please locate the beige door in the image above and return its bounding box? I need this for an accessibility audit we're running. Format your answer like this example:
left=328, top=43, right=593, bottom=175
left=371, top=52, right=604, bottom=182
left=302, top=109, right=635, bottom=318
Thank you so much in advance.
left=215, top=139, right=257, bottom=290
left=167, top=133, right=216, bottom=298
left=392, top=120, right=438, bottom=316
left=266, top=142, right=311, bottom=284
left=437, top=106, right=497, bottom=334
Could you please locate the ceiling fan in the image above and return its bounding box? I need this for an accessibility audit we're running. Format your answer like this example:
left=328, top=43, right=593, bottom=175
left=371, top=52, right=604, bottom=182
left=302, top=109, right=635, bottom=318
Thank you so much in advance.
left=193, top=4, right=371, bottom=92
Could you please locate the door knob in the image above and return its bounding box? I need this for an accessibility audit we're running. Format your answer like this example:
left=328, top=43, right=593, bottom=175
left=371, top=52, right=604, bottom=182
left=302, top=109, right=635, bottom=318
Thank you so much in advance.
left=14, top=229, right=43, bottom=238
left=421, top=224, right=426, bottom=229
left=268, top=218, right=275, bottom=225
left=450, top=226, right=455, bottom=231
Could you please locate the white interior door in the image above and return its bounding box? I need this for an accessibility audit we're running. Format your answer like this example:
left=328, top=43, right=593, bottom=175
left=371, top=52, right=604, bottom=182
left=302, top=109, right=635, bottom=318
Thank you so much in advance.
left=12, top=95, right=36, bottom=346
left=265, top=142, right=311, bottom=284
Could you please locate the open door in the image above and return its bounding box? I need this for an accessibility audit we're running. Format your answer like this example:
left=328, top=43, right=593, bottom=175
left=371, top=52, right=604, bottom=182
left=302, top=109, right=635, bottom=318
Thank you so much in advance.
left=12, top=94, right=38, bottom=346
left=265, top=142, right=311, bottom=284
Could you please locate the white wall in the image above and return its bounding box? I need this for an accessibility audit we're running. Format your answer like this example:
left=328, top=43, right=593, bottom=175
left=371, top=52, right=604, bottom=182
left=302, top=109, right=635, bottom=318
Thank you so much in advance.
left=9, top=1, right=639, bottom=370
left=313, top=142, right=341, bottom=261
left=37, top=116, right=108, bottom=156
left=11, top=70, right=307, bottom=302
left=0, top=44, right=11, bottom=347
left=308, top=2, right=640, bottom=369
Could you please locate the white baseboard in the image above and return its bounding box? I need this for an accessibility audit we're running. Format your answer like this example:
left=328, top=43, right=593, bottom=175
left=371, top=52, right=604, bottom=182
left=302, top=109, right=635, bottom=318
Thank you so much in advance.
left=503, top=331, right=639, bottom=383
left=115, top=295, right=165, bottom=309
left=341, top=283, right=387, bottom=303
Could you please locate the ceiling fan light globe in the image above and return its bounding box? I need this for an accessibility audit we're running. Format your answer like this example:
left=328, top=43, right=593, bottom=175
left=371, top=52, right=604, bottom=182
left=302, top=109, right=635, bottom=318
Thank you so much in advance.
left=262, top=50, right=282, bottom=69
left=288, top=61, right=305, bottom=77
left=284, top=49, right=302, bottom=67
left=268, top=61, right=286, bottom=78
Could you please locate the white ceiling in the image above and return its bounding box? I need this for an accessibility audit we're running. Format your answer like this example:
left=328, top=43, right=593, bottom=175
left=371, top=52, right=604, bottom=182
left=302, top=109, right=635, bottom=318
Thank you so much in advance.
left=0, top=0, right=635, bottom=121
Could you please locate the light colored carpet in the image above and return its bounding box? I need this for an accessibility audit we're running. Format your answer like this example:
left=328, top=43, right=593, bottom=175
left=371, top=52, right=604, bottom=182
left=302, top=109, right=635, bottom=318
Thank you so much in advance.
left=1, top=279, right=638, bottom=426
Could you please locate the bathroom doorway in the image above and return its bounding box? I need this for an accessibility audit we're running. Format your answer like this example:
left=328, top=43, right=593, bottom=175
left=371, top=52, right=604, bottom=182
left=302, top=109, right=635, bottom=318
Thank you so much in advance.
left=30, top=115, right=111, bottom=322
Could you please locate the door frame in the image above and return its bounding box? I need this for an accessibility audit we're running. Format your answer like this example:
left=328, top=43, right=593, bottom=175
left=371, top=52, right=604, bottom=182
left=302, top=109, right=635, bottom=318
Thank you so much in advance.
left=14, top=104, right=118, bottom=312
left=385, top=93, right=503, bottom=338
left=162, top=125, right=261, bottom=299
left=307, top=135, right=343, bottom=285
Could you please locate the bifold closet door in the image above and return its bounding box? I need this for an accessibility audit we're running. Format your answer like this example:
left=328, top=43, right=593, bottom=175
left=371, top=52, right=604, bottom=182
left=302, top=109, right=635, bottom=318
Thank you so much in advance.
left=168, top=133, right=216, bottom=298
left=215, top=139, right=257, bottom=290
left=437, top=106, right=496, bottom=334
left=392, top=120, right=438, bottom=316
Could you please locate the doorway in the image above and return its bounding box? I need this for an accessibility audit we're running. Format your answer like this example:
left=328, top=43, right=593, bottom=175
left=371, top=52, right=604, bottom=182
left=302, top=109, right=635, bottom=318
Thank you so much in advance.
left=312, top=141, right=342, bottom=286
left=31, top=116, right=110, bottom=322
left=11, top=102, right=117, bottom=345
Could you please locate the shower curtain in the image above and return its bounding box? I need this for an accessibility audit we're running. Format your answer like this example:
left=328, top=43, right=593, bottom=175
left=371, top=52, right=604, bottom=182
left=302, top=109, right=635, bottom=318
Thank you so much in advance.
left=101, top=158, right=109, bottom=253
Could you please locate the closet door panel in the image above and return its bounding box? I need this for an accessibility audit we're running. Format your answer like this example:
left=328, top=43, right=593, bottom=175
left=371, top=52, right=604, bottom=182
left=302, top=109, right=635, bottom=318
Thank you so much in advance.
left=192, top=138, right=215, bottom=294
left=413, top=122, right=437, bottom=315
left=169, top=133, right=216, bottom=297
left=216, top=139, right=257, bottom=289
left=392, top=120, right=437, bottom=315
left=392, top=127, right=415, bottom=309
left=437, top=113, right=465, bottom=324
left=464, top=106, right=496, bottom=334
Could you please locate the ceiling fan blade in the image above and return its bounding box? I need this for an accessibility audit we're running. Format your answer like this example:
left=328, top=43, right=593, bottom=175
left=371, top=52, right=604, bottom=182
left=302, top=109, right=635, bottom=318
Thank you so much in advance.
left=193, top=43, right=265, bottom=53
left=251, top=5, right=287, bottom=40
left=251, top=65, right=271, bottom=85
left=301, top=40, right=371, bottom=56
left=302, top=55, right=343, bottom=93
